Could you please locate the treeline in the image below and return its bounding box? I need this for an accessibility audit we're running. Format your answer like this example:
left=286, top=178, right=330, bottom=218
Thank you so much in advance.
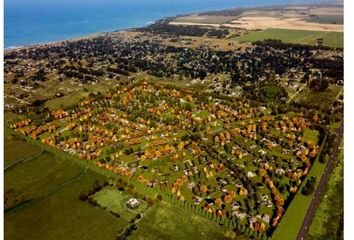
left=142, top=23, right=229, bottom=38
left=252, top=39, right=337, bottom=50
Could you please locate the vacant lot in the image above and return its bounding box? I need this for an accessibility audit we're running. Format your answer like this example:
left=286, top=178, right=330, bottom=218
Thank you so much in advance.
left=234, top=28, right=343, bottom=48
left=128, top=201, right=235, bottom=240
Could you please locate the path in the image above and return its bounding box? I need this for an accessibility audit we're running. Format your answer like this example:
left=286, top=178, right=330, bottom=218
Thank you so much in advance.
left=4, top=149, right=45, bottom=171
left=296, top=123, right=344, bottom=240
left=287, top=84, right=306, bottom=104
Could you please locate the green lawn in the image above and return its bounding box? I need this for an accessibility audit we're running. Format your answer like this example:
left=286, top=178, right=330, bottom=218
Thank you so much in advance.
left=234, top=28, right=343, bottom=48
left=5, top=139, right=129, bottom=240
left=44, top=83, right=112, bottom=110
left=304, top=129, right=320, bottom=145
left=272, top=136, right=327, bottom=240
left=307, top=139, right=343, bottom=239
left=93, top=187, right=147, bottom=221
left=128, top=201, right=236, bottom=240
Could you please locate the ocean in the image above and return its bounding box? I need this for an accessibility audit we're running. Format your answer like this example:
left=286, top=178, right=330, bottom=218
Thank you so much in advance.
left=5, top=0, right=323, bottom=48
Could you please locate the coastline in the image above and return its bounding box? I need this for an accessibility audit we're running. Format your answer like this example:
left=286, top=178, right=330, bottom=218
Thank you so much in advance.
left=4, top=1, right=334, bottom=52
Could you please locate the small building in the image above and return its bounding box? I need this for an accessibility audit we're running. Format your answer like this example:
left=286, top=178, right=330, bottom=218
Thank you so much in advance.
left=126, top=198, right=139, bottom=209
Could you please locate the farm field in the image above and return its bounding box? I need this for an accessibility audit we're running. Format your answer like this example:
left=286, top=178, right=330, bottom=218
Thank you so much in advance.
left=128, top=201, right=233, bottom=240
left=172, top=15, right=236, bottom=24
left=4, top=138, right=42, bottom=166
left=234, top=29, right=343, bottom=48
left=4, top=139, right=129, bottom=240
left=8, top=82, right=325, bottom=239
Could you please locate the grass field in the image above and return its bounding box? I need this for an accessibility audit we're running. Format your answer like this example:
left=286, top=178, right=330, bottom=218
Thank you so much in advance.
left=294, top=85, right=342, bottom=111
left=304, top=128, right=320, bottom=145
left=93, top=187, right=147, bottom=222
left=234, top=28, right=343, bottom=48
left=307, top=139, right=343, bottom=239
left=306, top=15, right=343, bottom=25
left=4, top=139, right=42, bottom=166
left=128, top=201, right=235, bottom=240
left=44, top=83, right=113, bottom=110
left=4, top=138, right=129, bottom=240
left=272, top=135, right=327, bottom=240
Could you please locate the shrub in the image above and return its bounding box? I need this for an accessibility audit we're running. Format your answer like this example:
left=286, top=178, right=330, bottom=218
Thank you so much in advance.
left=79, top=191, right=88, bottom=201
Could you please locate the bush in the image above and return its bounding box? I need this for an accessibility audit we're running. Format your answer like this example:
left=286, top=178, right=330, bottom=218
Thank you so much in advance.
left=302, top=177, right=316, bottom=195
left=79, top=191, right=88, bottom=201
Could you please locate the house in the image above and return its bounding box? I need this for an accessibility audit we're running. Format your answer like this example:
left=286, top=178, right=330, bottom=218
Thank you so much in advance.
left=126, top=198, right=139, bottom=209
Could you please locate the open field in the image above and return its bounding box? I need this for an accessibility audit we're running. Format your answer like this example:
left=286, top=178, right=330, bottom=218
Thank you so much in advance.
left=93, top=187, right=147, bottom=222
left=173, top=15, right=236, bottom=24
left=5, top=150, right=84, bottom=201
left=272, top=135, right=327, bottom=240
left=224, top=16, right=343, bottom=32
left=294, top=85, right=343, bottom=110
left=4, top=139, right=129, bottom=240
left=307, top=139, right=343, bottom=239
left=306, top=15, right=343, bottom=25
left=4, top=138, right=42, bottom=166
left=44, top=83, right=114, bottom=110
left=234, top=28, right=343, bottom=48
left=128, top=201, right=234, bottom=240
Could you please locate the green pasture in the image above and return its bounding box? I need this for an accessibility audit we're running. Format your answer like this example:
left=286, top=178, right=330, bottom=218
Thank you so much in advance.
left=234, top=28, right=343, bottom=48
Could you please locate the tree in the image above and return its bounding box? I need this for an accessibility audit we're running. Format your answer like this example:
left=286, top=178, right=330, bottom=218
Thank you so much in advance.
left=147, top=197, right=154, bottom=207
left=309, top=78, right=329, bottom=91
left=79, top=192, right=88, bottom=201
left=302, top=177, right=316, bottom=195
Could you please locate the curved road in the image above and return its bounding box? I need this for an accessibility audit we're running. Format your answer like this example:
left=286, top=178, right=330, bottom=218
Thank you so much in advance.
left=296, top=123, right=344, bottom=240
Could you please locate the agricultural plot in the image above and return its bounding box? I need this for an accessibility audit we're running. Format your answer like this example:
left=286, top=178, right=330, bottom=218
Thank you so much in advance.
left=234, top=29, right=343, bottom=48
left=9, top=82, right=323, bottom=238
left=4, top=138, right=42, bottom=166
left=4, top=139, right=128, bottom=240
left=172, top=15, right=236, bottom=25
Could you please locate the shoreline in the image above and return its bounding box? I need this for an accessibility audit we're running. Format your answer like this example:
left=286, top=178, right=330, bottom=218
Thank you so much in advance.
left=4, top=1, right=336, bottom=52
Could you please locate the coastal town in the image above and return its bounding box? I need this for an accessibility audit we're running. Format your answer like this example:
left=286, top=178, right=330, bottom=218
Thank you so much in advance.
left=4, top=3, right=343, bottom=240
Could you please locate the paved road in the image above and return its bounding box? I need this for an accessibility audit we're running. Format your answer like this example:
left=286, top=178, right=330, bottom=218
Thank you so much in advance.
left=296, top=123, right=344, bottom=240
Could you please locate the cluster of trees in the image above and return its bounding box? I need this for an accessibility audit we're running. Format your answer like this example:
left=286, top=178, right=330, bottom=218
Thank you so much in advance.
left=319, top=132, right=338, bottom=163
left=142, top=22, right=229, bottom=38
left=302, top=177, right=316, bottom=195
left=79, top=179, right=109, bottom=204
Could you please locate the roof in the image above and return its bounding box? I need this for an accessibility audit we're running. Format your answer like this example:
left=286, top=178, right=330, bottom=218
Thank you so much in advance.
left=127, top=198, right=139, bottom=206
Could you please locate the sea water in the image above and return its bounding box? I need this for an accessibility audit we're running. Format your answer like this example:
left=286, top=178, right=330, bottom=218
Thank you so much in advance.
left=5, top=0, right=323, bottom=48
